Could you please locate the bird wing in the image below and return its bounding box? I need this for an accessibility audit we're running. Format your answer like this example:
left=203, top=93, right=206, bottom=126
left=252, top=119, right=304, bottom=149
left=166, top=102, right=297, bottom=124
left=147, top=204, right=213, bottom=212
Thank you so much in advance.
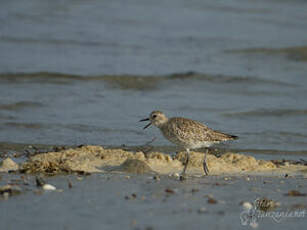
left=168, top=117, right=211, bottom=141
left=170, top=117, right=237, bottom=142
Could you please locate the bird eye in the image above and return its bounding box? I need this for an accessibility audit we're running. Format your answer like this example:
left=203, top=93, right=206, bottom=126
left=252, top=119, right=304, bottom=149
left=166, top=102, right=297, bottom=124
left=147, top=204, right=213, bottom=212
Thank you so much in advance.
left=152, top=115, right=157, bottom=118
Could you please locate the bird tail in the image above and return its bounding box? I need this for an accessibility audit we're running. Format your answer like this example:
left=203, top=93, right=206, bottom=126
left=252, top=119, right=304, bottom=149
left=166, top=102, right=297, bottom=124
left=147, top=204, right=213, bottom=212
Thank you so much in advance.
left=228, top=134, right=238, bottom=140
left=210, top=129, right=238, bottom=141
left=218, top=132, right=238, bottom=140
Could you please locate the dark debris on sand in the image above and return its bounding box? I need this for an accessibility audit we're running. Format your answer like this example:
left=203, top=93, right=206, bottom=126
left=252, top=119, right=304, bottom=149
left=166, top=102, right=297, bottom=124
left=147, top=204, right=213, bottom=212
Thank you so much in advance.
left=0, top=185, right=22, bottom=199
left=285, top=190, right=307, bottom=197
left=271, top=159, right=307, bottom=166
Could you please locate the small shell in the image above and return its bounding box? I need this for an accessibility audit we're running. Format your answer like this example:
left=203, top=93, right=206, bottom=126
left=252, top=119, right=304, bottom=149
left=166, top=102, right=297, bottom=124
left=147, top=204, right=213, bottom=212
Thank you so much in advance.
left=197, top=207, right=207, bottom=213
left=169, top=172, right=180, bottom=178
left=250, top=222, right=259, bottom=228
left=43, top=184, right=56, bottom=191
left=242, top=202, right=253, bottom=210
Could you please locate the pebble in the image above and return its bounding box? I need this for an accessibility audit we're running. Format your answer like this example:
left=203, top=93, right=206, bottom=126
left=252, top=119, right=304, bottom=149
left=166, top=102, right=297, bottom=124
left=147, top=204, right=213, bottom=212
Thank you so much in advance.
left=242, top=202, right=253, bottom=210
left=207, top=197, right=218, bottom=204
left=0, top=185, right=22, bottom=198
left=165, top=188, right=176, bottom=194
left=131, top=193, right=137, bottom=198
left=3, top=192, right=10, bottom=200
left=125, top=193, right=137, bottom=200
left=250, top=222, right=259, bottom=228
left=0, top=158, right=19, bottom=172
left=197, top=207, right=207, bottom=214
left=131, top=219, right=137, bottom=226
left=43, top=184, right=56, bottom=191
left=285, top=190, right=306, bottom=197
left=68, top=180, right=72, bottom=189
left=169, top=173, right=180, bottom=178
left=191, top=188, right=199, bottom=193
left=153, top=175, right=160, bottom=181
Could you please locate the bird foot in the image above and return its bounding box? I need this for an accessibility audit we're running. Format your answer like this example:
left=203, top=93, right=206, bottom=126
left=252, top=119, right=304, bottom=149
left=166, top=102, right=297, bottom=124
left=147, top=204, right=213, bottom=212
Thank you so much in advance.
left=202, top=173, right=209, bottom=178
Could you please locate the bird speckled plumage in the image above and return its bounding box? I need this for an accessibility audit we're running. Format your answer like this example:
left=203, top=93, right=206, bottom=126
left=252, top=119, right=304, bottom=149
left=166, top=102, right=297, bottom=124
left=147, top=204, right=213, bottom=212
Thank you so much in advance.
left=140, top=110, right=238, bottom=178
left=160, top=117, right=236, bottom=149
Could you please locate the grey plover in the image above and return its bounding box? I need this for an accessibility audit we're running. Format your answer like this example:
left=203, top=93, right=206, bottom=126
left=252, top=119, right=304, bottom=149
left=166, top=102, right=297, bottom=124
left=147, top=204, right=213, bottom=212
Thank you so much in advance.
left=140, top=111, right=238, bottom=178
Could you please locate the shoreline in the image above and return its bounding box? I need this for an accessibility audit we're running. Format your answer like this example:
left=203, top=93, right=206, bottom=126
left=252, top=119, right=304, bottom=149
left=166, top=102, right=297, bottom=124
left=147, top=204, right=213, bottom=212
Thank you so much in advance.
left=0, top=145, right=305, bottom=177
left=1, top=141, right=307, bottom=156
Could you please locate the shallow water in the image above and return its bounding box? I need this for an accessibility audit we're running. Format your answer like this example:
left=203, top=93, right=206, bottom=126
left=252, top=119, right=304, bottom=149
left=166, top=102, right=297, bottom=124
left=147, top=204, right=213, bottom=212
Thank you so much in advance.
left=1, top=0, right=307, bottom=153
left=1, top=173, right=307, bottom=230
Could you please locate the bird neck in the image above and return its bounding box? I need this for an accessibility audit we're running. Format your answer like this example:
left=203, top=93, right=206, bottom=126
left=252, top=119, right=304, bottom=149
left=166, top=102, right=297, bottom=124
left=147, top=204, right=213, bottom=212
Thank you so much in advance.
left=156, top=119, right=168, bottom=129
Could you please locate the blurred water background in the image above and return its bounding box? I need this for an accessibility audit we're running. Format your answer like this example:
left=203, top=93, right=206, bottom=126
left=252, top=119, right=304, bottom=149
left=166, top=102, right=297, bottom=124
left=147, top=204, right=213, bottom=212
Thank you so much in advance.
left=1, top=0, right=307, bottom=153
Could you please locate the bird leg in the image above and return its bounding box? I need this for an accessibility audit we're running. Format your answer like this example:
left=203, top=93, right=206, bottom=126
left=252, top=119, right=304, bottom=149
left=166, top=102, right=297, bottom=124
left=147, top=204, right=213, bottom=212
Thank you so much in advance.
left=180, top=149, right=190, bottom=180
left=203, top=148, right=210, bottom=175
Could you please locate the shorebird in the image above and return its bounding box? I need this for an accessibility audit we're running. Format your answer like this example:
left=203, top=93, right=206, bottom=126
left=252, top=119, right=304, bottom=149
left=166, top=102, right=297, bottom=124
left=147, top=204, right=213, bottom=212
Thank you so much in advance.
left=140, top=111, right=238, bottom=178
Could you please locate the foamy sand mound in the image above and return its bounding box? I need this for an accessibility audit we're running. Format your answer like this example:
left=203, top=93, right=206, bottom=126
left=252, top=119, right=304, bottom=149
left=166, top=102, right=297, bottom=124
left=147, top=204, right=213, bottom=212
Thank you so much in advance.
left=18, top=145, right=307, bottom=176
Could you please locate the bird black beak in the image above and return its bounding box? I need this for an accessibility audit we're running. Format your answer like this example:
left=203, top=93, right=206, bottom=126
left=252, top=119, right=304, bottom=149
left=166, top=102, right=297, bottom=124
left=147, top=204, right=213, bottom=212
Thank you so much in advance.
left=139, top=118, right=151, bottom=129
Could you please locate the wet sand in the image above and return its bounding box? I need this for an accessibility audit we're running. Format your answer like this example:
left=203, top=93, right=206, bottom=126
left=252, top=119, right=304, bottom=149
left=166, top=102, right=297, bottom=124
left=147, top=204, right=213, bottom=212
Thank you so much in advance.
left=227, top=46, right=307, bottom=62
left=1, top=145, right=307, bottom=229
left=1, top=172, right=306, bottom=230
left=1, top=144, right=306, bottom=177
left=15, top=145, right=306, bottom=176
